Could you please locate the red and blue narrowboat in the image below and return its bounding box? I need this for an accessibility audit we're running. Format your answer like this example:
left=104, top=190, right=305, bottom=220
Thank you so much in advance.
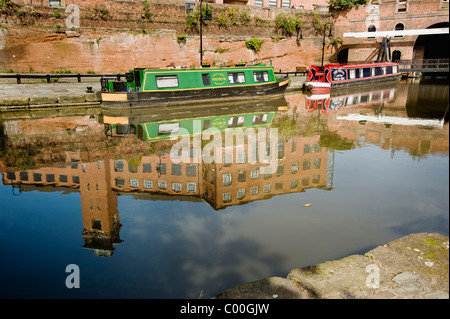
left=303, top=62, right=401, bottom=93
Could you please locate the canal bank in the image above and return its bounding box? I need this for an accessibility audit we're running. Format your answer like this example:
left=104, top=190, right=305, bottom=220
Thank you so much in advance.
left=0, top=74, right=305, bottom=112
left=214, top=233, right=449, bottom=299
left=0, top=81, right=102, bottom=111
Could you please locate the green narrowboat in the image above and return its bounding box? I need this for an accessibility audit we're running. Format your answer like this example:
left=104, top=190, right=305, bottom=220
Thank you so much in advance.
left=101, top=64, right=290, bottom=108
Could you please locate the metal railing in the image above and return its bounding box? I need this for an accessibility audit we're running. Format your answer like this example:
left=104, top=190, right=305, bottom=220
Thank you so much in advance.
left=0, top=73, right=125, bottom=84
left=398, top=58, right=449, bottom=72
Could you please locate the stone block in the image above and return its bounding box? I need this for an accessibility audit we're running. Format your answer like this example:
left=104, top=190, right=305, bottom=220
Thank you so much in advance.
left=0, top=96, right=29, bottom=106
left=58, top=95, right=87, bottom=104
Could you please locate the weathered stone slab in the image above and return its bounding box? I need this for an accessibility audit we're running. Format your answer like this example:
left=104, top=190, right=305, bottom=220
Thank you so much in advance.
left=0, top=96, right=29, bottom=106
left=58, top=95, right=87, bottom=104
left=29, top=96, right=58, bottom=105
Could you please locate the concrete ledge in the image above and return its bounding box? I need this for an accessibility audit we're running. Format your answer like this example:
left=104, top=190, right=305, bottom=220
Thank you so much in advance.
left=214, top=233, right=449, bottom=299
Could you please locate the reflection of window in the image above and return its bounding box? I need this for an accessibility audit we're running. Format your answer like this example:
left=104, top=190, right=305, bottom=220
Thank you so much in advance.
left=237, top=188, right=245, bottom=200
left=223, top=173, right=232, bottom=186
left=250, top=186, right=259, bottom=195
left=130, top=179, right=139, bottom=188
left=303, top=160, right=311, bottom=170
left=158, top=122, right=179, bottom=135
left=291, top=162, right=299, bottom=174
left=314, top=158, right=321, bottom=169
left=238, top=170, right=246, bottom=182
left=250, top=168, right=260, bottom=179
left=158, top=180, right=167, bottom=189
left=156, top=75, right=179, bottom=88
left=116, top=178, right=125, bottom=187
left=228, top=72, right=245, bottom=84
left=143, top=179, right=153, bottom=189
left=172, top=164, right=182, bottom=176
left=227, top=116, right=245, bottom=127
left=223, top=193, right=231, bottom=203
left=253, top=113, right=268, bottom=124
left=187, top=182, right=197, bottom=193
left=253, top=71, right=269, bottom=82
left=172, top=182, right=182, bottom=192
left=186, top=165, right=196, bottom=177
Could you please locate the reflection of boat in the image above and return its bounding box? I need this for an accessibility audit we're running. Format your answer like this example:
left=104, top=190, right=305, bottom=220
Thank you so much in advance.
left=303, top=62, right=401, bottom=93
left=101, top=65, right=290, bottom=108
left=102, top=96, right=289, bottom=141
left=305, top=87, right=397, bottom=113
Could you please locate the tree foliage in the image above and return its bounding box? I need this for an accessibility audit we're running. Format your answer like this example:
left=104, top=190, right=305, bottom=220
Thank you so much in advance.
left=275, top=12, right=303, bottom=37
left=328, top=0, right=369, bottom=10
left=0, top=0, right=13, bottom=14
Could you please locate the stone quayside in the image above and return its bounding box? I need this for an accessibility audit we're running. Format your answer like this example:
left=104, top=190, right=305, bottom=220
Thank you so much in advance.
left=214, top=233, right=449, bottom=299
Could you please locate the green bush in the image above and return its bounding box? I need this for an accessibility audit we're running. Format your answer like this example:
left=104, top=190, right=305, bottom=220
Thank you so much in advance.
left=328, top=0, right=369, bottom=10
left=245, top=38, right=264, bottom=53
left=275, top=13, right=303, bottom=37
left=0, top=0, right=13, bottom=14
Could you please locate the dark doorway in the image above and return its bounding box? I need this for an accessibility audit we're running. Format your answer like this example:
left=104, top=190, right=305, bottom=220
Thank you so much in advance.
left=338, top=48, right=349, bottom=63
left=414, top=22, right=449, bottom=60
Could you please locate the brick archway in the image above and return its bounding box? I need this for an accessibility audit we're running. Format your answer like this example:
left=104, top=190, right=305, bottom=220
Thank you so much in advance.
left=413, top=22, right=449, bottom=60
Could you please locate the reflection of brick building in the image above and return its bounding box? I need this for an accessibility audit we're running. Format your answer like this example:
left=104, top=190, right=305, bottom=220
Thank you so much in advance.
left=1, top=133, right=333, bottom=255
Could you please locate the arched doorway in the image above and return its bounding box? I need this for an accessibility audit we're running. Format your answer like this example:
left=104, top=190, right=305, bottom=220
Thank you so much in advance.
left=392, top=50, right=402, bottom=62
left=413, top=22, right=449, bottom=60
left=337, top=48, right=349, bottom=63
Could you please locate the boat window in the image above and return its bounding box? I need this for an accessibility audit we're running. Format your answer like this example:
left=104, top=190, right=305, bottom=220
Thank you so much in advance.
left=392, top=65, right=398, bottom=73
left=370, top=68, right=375, bottom=77
left=349, top=69, right=356, bottom=79
left=381, top=67, right=387, bottom=75
left=202, top=73, right=211, bottom=85
left=253, top=71, right=269, bottom=82
left=158, top=122, right=180, bottom=135
left=156, top=75, right=179, bottom=88
left=253, top=114, right=268, bottom=124
left=228, top=72, right=246, bottom=84
left=359, top=68, right=364, bottom=78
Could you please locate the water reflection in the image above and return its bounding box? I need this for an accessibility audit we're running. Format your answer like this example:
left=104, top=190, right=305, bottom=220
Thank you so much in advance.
left=0, top=79, right=448, bottom=298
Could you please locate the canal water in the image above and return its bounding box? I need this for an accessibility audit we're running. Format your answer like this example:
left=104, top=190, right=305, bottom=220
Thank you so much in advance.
left=0, top=79, right=448, bottom=299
